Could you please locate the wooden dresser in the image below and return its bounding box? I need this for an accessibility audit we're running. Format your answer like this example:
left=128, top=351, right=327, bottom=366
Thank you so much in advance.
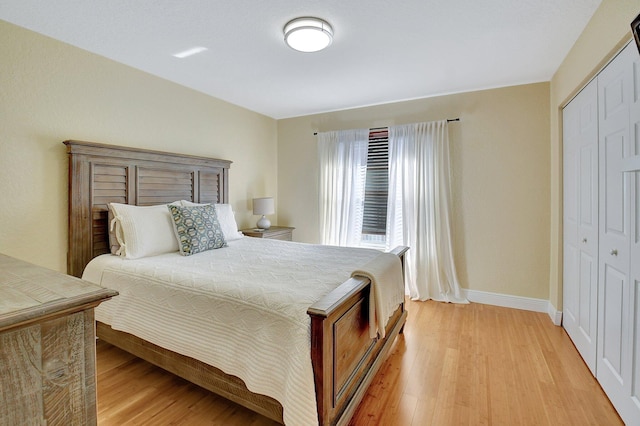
left=0, top=254, right=117, bottom=425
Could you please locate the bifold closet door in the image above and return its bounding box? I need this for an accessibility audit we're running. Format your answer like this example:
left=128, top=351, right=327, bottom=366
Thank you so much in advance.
left=562, top=78, right=599, bottom=374
left=625, top=42, right=640, bottom=425
left=596, top=42, right=639, bottom=425
left=629, top=42, right=640, bottom=423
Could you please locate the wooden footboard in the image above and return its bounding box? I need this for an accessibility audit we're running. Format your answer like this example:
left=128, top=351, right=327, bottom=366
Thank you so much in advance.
left=308, top=246, right=408, bottom=425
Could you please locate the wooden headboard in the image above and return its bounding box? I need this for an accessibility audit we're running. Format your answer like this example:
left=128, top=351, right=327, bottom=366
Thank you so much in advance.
left=65, top=140, right=231, bottom=277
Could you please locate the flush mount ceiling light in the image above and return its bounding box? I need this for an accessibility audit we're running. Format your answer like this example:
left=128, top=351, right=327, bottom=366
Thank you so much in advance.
left=284, top=17, right=333, bottom=52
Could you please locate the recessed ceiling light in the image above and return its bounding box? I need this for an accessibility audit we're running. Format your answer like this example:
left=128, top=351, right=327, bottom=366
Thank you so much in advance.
left=172, top=46, right=208, bottom=58
left=284, top=17, right=333, bottom=53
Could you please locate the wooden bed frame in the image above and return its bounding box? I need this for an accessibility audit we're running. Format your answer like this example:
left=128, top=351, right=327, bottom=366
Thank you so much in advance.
left=65, top=140, right=408, bottom=425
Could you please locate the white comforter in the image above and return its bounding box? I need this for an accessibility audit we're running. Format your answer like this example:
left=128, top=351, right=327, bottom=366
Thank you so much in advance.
left=83, top=237, right=384, bottom=425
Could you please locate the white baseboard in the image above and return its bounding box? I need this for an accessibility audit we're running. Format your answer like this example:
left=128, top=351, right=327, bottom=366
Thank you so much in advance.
left=461, top=289, right=562, bottom=326
left=548, top=304, right=563, bottom=326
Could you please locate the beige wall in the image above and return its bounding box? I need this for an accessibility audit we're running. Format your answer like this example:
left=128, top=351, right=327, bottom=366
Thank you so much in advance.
left=278, top=83, right=551, bottom=299
left=549, top=0, right=640, bottom=309
left=0, top=20, right=278, bottom=273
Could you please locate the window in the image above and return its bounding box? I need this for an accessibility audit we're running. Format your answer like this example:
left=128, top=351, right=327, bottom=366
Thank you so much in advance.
left=361, top=128, right=389, bottom=248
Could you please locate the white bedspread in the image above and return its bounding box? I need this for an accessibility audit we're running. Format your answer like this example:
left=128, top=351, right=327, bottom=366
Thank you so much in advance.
left=83, top=238, right=389, bottom=425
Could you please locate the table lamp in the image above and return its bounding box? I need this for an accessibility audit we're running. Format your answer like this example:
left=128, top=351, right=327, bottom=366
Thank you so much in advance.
left=253, top=197, right=274, bottom=229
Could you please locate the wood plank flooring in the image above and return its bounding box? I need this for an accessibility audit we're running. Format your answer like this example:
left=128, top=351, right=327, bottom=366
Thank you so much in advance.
left=96, top=300, right=622, bottom=425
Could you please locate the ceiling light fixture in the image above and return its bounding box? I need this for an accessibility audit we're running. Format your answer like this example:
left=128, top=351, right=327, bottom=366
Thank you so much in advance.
left=284, top=17, right=333, bottom=53
left=172, top=46, right=208, bottom=58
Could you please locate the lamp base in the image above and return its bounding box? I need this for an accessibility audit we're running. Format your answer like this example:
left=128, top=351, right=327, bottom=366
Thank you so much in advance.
left=256, top=215, right=271, bottom=230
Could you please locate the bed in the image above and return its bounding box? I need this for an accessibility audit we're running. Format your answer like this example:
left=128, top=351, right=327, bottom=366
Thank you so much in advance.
left=65, top=140, right=408, bottom=425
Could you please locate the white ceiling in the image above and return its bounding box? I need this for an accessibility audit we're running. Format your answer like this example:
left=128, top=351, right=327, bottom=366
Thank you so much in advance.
left=0, top=0, right=602, bottom=119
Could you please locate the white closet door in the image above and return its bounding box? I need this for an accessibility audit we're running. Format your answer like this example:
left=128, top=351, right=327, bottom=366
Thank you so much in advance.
left=596, top=42, right=636, bottom=424
left=562, top=78, right=599, bottom=374
left=626, top=43, right=640, bottom=424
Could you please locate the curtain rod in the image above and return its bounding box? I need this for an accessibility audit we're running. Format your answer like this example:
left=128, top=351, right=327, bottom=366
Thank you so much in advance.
left=313, top=118, right=460, bottom=135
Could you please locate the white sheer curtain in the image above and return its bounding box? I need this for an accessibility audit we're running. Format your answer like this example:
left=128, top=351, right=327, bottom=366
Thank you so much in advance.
left=387, top=120, right=468, bottom=303
left=318, top=129, right=369, bottom=246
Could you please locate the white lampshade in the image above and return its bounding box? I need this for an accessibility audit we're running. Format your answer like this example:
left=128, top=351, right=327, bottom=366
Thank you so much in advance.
left=253, top=197, right=274, bottom=229
left=253, top=197, right=275, bottom=215
left=284, top=17, right=333, bottom=53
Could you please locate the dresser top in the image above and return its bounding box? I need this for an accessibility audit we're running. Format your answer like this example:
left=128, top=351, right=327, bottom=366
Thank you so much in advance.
left=0, top=254, right=117, bottom=331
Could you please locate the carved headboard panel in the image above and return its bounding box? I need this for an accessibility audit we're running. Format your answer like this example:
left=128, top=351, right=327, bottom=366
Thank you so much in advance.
left=65, top=140, right=231, bottom=277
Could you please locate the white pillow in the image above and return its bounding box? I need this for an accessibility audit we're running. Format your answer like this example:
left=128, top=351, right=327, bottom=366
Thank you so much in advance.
left=213, top=204, right=244, bottom=241
left=109, top=203, right=179, bottom=259
left=181, top=201, right=243, bottom=241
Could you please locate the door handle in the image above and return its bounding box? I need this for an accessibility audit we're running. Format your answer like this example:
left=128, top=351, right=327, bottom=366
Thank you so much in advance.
left=582, top=238, right=587, bottom=243
left=610, top=249, right=618, bottom=256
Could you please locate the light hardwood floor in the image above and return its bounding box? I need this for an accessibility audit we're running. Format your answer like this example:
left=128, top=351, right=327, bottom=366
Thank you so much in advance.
left=96, top=300, right=622, bottom=425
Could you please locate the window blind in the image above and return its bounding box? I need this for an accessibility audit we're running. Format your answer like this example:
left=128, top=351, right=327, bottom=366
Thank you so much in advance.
left=362, top=128, right=389, bottom=236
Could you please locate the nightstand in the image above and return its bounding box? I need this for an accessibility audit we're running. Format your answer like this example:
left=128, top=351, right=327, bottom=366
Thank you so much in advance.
left=242, top=226, right=294, bottom=241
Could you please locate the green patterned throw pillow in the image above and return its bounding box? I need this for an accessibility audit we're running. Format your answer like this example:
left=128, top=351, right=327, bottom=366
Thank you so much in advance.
left=168, top=204, right=227, bottom=256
